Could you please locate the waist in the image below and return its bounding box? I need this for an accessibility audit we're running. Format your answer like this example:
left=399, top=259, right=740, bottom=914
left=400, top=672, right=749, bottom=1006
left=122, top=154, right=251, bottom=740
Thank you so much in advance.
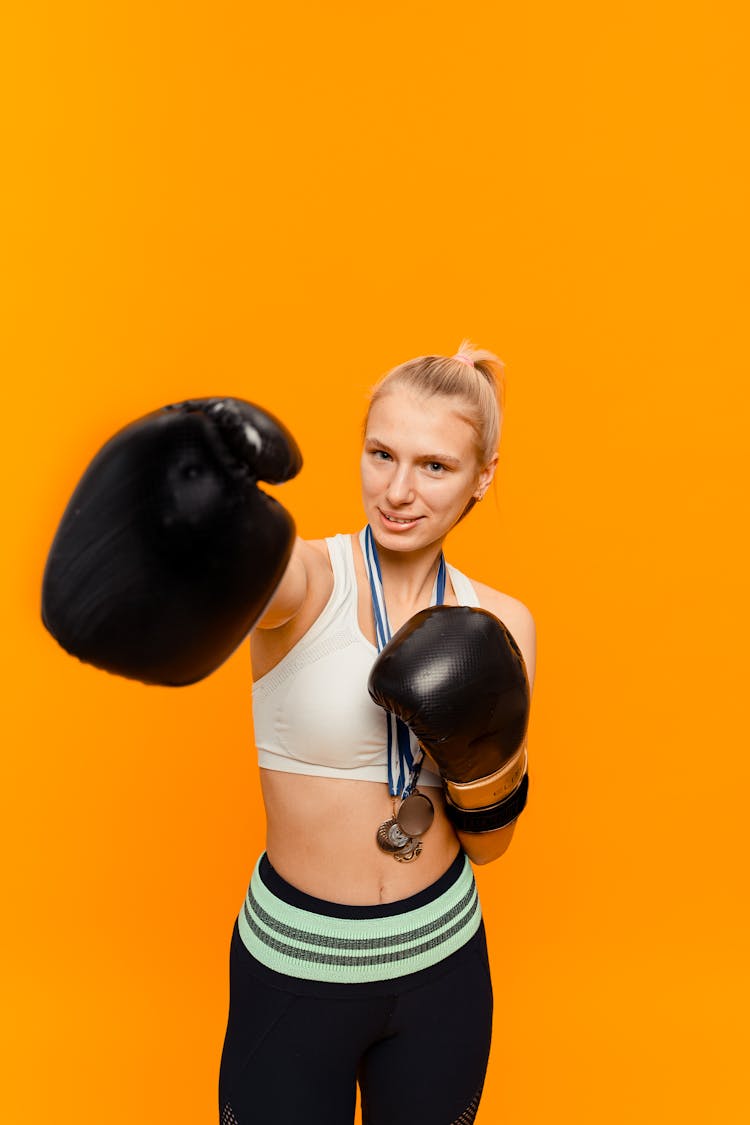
left=259, top=767, right=460, bottom=903
left=237, top=849, right=481, bottom=984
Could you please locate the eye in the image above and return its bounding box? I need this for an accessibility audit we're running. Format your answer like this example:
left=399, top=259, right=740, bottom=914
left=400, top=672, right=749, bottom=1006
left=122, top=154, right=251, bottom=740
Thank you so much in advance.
left=371, top=449, right=392, bottom=461
left=425, top=461, right=447, bottom=473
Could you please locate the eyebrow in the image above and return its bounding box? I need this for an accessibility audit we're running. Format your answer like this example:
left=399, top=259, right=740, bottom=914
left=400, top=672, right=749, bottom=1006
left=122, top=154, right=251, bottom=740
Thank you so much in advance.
left=364, top=436, right=462, bottom=467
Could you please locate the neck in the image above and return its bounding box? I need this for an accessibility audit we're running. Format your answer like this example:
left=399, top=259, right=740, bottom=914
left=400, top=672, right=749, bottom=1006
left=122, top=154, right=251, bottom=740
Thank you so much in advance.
left=371, top=534, right=445, bottom=609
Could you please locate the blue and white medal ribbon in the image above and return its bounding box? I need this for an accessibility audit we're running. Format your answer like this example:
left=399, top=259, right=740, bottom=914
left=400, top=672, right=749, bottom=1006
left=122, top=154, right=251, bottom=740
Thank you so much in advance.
left=361, top=525, right=447, bottom=798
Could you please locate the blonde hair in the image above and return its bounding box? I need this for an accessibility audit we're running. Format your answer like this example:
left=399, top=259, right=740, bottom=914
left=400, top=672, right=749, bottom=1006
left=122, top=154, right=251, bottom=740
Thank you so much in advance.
left=366, top=339, right=505, bottom=466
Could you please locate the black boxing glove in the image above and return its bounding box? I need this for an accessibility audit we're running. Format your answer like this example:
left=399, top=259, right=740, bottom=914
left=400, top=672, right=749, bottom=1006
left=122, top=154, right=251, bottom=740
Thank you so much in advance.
left=42, top=397, right=302, bottom=686
left=368, top=605, right=530, bottom=833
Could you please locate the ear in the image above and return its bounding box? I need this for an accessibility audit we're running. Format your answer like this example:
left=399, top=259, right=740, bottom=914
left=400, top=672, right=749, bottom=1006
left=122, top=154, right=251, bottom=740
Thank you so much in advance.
left=474, top=453, right=498, bottom=500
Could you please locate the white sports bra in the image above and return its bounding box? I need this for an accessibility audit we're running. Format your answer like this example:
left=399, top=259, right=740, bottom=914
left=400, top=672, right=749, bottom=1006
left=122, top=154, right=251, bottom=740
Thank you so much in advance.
left=252, top=533, right=481, bottom=786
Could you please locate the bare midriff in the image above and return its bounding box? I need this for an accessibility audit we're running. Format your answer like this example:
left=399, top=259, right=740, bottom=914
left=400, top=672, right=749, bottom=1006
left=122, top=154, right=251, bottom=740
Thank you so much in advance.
left=260, top=768, right=461, bottom=905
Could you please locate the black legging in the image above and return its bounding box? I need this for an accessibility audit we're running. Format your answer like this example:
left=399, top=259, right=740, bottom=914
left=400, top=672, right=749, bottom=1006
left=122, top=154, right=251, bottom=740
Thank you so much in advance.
left=219, top=863, right=494, bottom=1124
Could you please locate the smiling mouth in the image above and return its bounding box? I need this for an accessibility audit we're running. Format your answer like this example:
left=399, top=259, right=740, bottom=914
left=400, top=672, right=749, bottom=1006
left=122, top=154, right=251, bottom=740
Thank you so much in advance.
left=380, top=510, right=422, bottom=524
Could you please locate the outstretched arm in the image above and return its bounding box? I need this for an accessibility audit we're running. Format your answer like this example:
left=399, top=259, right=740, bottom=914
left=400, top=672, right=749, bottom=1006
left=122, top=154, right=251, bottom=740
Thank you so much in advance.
left=254, top=537, right=311, bottom=630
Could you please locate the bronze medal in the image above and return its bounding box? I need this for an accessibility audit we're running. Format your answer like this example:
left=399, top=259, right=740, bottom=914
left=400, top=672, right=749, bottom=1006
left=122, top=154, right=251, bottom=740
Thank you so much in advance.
left=394, top=839, right=422, bottom=862
left=396, top=790, right=434, bottom=837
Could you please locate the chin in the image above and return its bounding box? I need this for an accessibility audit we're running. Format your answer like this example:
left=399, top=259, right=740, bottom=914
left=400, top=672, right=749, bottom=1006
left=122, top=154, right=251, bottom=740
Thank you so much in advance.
left=370, top=519, right=443, bottom=552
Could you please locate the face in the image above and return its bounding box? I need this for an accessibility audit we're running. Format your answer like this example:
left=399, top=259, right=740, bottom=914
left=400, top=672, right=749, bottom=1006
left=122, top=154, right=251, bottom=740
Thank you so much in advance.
left=361, top=388, right=497, bottom=552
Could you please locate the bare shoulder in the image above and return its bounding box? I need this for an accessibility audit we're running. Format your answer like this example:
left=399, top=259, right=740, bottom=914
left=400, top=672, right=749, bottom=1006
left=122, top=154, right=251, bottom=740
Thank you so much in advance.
left=305, top=537, right=331, bottom=563
left=254, top=536, right=332, bottom=632
left=280, top=536, right=331, bottom=576
left=298, top=537, right=335, bottom=586
left=469, top=579, right=537, bottom=690
left=470, top=579, right=535, bottom=629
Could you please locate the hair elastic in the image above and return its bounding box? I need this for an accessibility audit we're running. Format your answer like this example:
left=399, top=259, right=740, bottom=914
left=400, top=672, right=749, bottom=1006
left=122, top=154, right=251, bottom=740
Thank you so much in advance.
left=453, top=355, right=475, bottom=368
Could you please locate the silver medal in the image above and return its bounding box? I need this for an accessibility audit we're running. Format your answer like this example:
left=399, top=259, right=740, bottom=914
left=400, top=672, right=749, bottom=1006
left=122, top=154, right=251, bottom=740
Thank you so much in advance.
left=376, top=817, right=411, bottom=854
left=375, top=817, right=423, bottom=861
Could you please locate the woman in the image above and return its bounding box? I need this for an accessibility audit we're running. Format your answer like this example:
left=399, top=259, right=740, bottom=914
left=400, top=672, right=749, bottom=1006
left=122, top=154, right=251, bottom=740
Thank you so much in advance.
left=218, top=342, right=537, bottom=1125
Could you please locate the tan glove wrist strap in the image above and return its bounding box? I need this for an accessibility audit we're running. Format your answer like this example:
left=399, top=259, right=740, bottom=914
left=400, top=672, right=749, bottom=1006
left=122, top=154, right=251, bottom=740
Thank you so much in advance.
left=445, top=744, right=528, bottom=810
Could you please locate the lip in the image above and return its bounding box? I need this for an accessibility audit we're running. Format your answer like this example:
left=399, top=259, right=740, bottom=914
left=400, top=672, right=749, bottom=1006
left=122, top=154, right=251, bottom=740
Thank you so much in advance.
left=378, top=508, right=423, bottom=530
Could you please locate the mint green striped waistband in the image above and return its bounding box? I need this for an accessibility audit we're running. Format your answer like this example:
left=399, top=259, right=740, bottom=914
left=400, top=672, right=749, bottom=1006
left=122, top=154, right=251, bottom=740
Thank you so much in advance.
left=237, top=854, right=481, bottom=983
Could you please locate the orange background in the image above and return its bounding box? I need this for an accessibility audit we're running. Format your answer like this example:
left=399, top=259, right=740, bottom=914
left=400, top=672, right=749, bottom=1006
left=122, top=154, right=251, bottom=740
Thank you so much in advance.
left=2, top=2, right=748, bottom=1122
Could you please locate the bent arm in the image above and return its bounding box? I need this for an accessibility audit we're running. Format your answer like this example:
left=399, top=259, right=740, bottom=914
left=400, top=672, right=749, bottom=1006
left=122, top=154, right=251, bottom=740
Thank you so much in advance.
left=458, top=600, right=537, bottom=866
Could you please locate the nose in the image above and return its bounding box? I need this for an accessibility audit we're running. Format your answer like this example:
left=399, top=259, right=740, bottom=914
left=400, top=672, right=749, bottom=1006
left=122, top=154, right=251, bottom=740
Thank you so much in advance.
left=385, top=463, right=416, bottom=507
